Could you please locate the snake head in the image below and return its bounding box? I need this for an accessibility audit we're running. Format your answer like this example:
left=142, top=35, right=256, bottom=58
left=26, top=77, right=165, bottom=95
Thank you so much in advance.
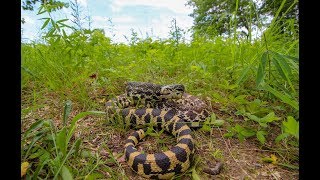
left=160, top=84, right=185, bottom=99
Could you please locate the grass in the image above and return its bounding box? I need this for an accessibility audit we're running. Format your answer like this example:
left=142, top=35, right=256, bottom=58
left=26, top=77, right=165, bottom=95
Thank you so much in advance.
left=21, top=4, right=299, bottom=179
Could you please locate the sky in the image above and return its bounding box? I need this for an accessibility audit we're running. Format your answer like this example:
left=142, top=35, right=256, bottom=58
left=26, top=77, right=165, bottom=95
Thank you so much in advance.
left=21, top=0, right=194, bottom=43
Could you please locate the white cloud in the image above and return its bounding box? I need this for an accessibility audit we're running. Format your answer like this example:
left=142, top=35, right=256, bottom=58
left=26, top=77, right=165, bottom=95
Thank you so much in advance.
left=92, top=15, right=108, bottom=24
left=110, top=0, right=192, bottom=14
left=112, top=16, right=135, bottom=24
left=77, top=0, right=87, bottom=7
left=22, top=15, right=35, bottom=25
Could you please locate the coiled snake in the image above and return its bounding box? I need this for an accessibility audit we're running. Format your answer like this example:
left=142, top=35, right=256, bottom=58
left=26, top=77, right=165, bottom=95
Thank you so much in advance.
left=105, top=82, right=211, bottom=179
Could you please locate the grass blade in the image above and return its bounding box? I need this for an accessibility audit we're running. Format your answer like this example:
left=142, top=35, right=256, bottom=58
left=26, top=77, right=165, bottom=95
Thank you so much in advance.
left=262, top=84, right=298, bottom=110
left=256, top=51, right=268, bottom=86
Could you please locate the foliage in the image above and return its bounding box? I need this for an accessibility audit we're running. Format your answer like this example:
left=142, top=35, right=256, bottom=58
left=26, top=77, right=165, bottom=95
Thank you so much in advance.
left=22, top=0, right=68, bottom=11
left=187, top=0, right=298, bottom=40
left=275, top=116, right=299, bottom=143
left=187, top=0, right=260, bottom=39
left=21, top=100, right=105, bottom=179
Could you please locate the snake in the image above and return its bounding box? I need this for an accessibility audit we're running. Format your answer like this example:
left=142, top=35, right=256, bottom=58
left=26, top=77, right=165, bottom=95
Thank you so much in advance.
left=105, top=82, right=211, bottom=179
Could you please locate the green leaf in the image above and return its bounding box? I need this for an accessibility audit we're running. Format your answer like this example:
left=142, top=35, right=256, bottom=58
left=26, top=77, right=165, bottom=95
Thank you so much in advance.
left=283, top=116, right=299, bottom=139
left=23, top=134, right=45, bottom=160
left=63, top=100, right=72, bottom=126
left=262, top=84, right=298, bottom=110
left=74, top=139, right=82, bottom=156
left=237, top=134, right=245, bottom=142
left=223, top=132, right=234, bottom=138
left=56, top=127, right=67, bottom=157
left=246, top=113, right=260, bottom=121
left=29, top=149, right=45, bottom=159
left=191, top=167, right=201, bottom=180
left=24, top=119, right=44, bottom=137
left=37, top=6, right=46, bottom=15
left=57, top=19, right=69, bottom=23
left=271, top=52, right=295, bottom=93
left=59, top=23, right=73, bottom=29
left=240, top=129, right=255, bottom=137
left=212, top=120, right=225, bottom=127
left=33, top=159, right=50, bottom=178
left=85, top=173, right=104, bottom=180
left=200, top=124, right=212, bottom=132
left=256, top=51, right=267, bottom=86
left=236, top=65, right=251, bottom=85
left=275, top=133, right=289, bottom=143
left=256, top=131, right=267, bottom=144
left=62, top=29, right=67, bottom=38
left=61, top=165, right=73, bottom=180
left=259, top=112, right=280, bottom=123
left=41, top=18, right=51, bottom=30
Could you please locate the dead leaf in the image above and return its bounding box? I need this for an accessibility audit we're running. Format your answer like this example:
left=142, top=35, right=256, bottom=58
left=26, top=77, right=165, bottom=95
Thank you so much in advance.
left=21, top=162, right=29, bottom=177
left=271, top=154, right=277, bottom=164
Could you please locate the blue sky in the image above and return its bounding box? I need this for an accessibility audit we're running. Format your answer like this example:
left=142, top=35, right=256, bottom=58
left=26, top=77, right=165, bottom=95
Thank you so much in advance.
left=21, top=0, right=194, bottom=43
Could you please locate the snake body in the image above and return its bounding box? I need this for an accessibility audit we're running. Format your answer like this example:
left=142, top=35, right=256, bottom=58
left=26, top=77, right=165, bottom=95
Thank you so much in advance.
left=105, top=82, right=211, bottom=179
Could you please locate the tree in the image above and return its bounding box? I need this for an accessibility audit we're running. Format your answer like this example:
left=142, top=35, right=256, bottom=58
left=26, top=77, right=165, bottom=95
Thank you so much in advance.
left=186, top=0, right=298, bottom=39
left=259, top=0, right=298, bottom=35
left=187, top=0, right=260, bottom=39
left=22, top=0, right=68, bottom=11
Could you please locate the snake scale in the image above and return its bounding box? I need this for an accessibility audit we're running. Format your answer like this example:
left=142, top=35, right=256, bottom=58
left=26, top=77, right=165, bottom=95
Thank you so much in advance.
left=105, top=82, right=211, bottom=179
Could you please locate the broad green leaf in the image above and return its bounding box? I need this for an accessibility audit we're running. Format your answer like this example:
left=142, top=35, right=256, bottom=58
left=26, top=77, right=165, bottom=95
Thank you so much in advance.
left=212, top=120, right=225, bottom=127
left=63, top=100, right=72, bottom=126
left=240, top=129, right=255, bottom=137
left=234, top=124, right=243, bottom=132
left=200, top=124, right=211, bottom=132
left=275, top=133, right=289, bottom=143
left=258, top=122, right=268, bottom=128
left=259, top=112, right=280, bottom=123
left=256, top=51, right=268, bottom=86
left=41, top=18, right=51, bottom=30
left=283, top=116, right=299, bottom=139
left=246, top=113, right=260, bottom=121
left=56, top=127, right=67, bottom=157
left=256, top=131, right=267, bottom=144
left=209, top=112, right=217, bottom=122
left=262, top=84, right=298, bottom=110
left=61, top=165, right=73, bottom=180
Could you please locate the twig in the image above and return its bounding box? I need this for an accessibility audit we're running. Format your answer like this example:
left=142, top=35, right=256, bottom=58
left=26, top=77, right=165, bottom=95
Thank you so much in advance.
left=217, top=127, right=254, bottom=179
